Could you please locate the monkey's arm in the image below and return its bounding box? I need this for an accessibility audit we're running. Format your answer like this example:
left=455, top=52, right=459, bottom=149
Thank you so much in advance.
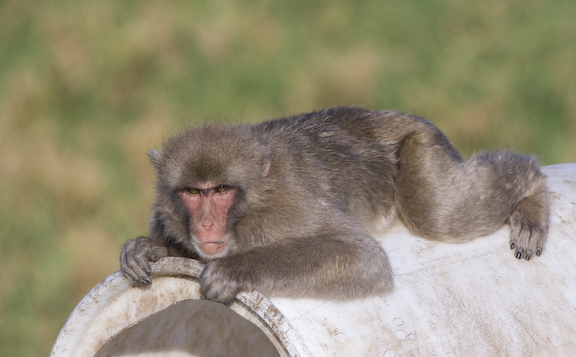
left=200, top=225, right=394, bottom=302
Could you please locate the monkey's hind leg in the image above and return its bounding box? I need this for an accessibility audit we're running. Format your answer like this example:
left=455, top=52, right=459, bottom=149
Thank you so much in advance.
left=394, top=128, right=465, bottom=239
left=508, top=172, right=550, bottom=260
left=395, top=129, right=550, bottom=261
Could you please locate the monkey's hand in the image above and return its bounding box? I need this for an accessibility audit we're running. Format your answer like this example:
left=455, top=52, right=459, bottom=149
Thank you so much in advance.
left=200, top=259, right=244, bottom=303
left=120, top=236, right=169, bottom=285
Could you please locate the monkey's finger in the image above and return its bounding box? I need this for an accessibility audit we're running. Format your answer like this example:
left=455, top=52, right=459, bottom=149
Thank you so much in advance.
left=200, top=262, right=242, bottom=302
left=120, top=241, right=141, bottom=282
left=148, top=245, right=169, bottom=262
left=120, top=260, right=144, bottom=284
left=132, top=254, right=152, bottom=284
left=122, top=248, right=152, bottom=284
left=120, top=263, right=141, bottom=283
left=122, top=254, right=150, bottom=284
left=201, top=281, right=240, bottom=303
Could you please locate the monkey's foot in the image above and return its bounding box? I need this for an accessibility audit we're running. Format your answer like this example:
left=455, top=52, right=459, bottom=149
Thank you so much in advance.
left=508, top=211, right=547, bottom=260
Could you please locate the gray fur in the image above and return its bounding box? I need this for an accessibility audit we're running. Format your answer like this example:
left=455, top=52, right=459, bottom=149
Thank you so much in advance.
left=120, top=107, right=549, bottom=302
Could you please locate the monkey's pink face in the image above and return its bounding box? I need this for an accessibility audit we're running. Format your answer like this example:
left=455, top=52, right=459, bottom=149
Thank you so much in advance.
left=178, top=183, right=237, bottom=258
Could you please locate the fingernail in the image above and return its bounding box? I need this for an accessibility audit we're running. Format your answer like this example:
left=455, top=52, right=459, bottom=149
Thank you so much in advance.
left=525, top=253, right=531, bottom=260
left=510, top=242, right=516, bottom=249
left=516, top=251, right=522, bottom=259
left=536, top=248, right=541, bottom=256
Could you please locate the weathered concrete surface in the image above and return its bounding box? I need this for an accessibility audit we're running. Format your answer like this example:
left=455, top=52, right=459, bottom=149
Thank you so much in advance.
left=51, top=164, right=576, bottom=356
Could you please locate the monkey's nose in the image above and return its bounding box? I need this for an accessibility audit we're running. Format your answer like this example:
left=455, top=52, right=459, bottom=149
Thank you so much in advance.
left=202, top=222, right=214, bottom=232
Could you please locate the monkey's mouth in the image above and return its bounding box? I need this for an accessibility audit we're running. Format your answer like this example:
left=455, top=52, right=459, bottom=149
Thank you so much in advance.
left=195, top=237, right=230, bottom=256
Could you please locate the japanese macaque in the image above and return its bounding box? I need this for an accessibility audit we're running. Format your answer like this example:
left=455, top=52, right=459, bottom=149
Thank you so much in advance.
left=121, top=107, right=549, bottom=302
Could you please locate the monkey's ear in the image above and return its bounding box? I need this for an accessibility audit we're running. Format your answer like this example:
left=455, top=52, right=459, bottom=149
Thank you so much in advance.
left=258, top=145, right=271, bottom=177
left=261, top=157, right=271, bottom=177
left=148, top=149, right=163, bottom=172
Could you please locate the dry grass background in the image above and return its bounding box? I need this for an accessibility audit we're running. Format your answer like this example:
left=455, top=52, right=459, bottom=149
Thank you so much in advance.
left=0, top=1, right=575, bottom=355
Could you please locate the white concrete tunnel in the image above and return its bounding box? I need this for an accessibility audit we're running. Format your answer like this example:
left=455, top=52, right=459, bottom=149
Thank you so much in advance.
left=51, top=164, right=576, bottom=356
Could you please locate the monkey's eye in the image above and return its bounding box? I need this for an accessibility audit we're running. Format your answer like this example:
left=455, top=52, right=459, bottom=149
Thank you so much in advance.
left=185, top=188, right=201, bottom=195
left=214, top=185, right=228, bottom=194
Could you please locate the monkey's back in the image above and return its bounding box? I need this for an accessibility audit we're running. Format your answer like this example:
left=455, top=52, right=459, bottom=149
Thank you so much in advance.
left=253, top=107, right=400, bottom=231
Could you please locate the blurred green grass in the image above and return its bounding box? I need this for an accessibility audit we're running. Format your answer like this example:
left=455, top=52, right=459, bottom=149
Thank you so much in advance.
left=0, top=0, right=574, bottom=355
